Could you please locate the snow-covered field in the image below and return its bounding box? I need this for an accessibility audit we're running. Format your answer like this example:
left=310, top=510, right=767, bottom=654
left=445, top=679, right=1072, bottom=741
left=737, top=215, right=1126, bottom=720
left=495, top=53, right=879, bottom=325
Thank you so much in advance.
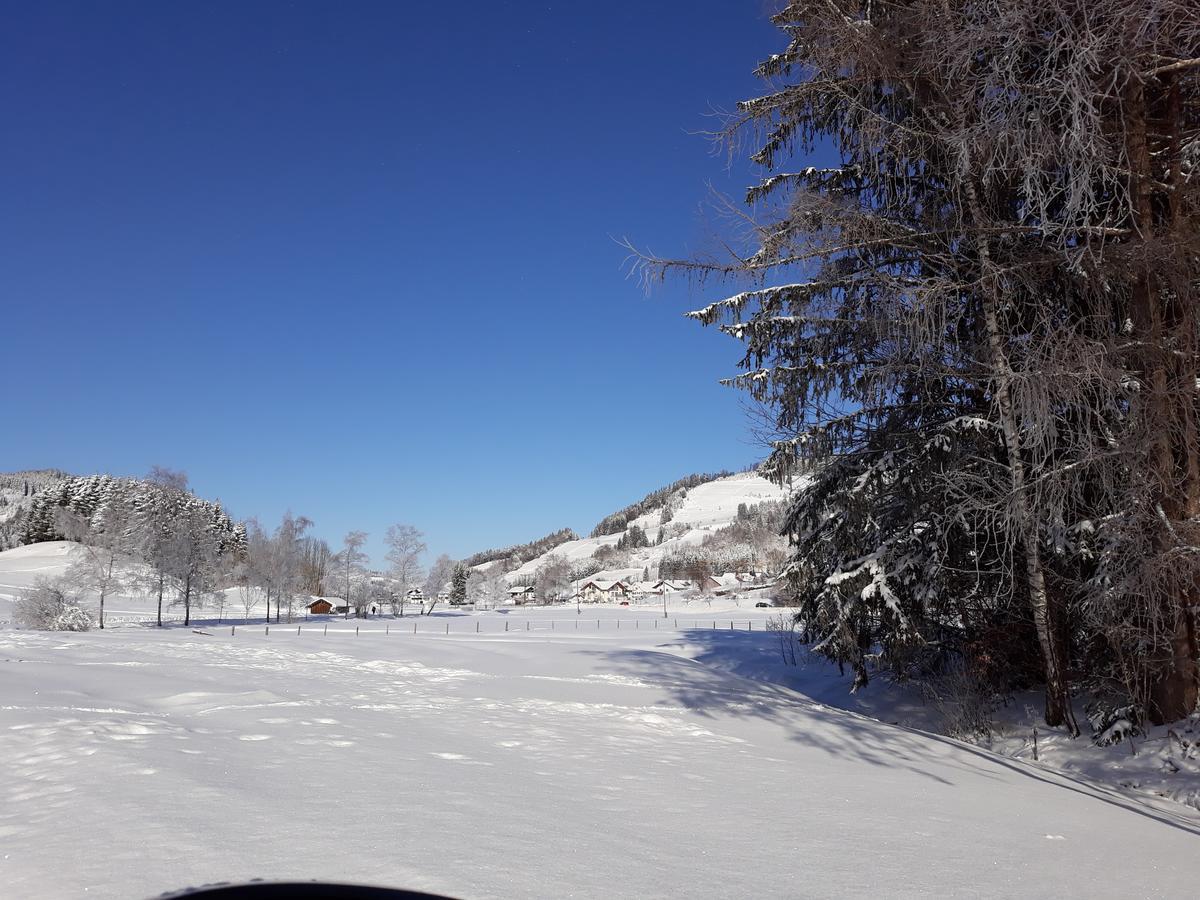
left=3, top=611, right=1200, bottom=900
left=3, top=542, right=1199, bottom=898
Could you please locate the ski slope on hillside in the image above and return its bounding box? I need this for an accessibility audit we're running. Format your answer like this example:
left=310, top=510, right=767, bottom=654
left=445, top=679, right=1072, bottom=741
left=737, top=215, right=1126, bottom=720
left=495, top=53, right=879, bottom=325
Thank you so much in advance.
left=1, top=619, right=1197, bottom=899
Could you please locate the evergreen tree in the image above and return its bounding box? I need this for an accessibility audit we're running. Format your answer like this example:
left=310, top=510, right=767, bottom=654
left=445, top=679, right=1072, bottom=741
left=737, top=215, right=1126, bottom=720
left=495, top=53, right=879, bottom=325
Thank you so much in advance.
left=637, top=0, right=1200, bottom=726
left=450, top=563, right=469, bottom=606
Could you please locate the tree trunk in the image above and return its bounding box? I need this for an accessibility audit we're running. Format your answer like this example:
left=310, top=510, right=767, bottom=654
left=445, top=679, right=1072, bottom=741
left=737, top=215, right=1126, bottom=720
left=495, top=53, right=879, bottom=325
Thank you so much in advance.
left=965, top=178, right=1078, bottom=735
left=1127, top=77, right=1200, bottom=724
left=184, top=572, right=192, bottom=627
left=156, top=572, right=164, bottom=627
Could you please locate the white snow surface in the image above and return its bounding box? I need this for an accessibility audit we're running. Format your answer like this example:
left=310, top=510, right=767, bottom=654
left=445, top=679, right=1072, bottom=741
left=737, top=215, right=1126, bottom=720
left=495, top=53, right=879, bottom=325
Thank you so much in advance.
left=2, top=608, right=1200, bottom=899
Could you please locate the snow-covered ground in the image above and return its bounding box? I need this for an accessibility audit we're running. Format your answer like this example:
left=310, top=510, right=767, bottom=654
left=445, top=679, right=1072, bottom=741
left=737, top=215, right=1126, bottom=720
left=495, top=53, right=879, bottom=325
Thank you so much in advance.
left=3, top=541, right=1199, bottom=897
left=2, top=611, right=1199, bottom=900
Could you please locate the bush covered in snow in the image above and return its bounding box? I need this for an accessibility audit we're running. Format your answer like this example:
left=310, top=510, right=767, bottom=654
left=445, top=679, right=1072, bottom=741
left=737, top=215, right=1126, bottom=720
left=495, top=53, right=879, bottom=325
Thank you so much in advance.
left=14, top=578, right=93, bottom=631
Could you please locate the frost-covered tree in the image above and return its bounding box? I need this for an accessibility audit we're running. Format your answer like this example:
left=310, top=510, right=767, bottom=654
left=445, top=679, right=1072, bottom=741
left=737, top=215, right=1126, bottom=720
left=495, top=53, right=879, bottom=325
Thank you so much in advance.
left=636, top=0, right=1200, bottom=726
left=333, top=531, right=369, bottom=619
left=384, top=524, right=425, bottom=614
left=161, top=503, right=223, bottom=627
left=266, top=512, right=312, bottom=623
left=423, top=554, right=455, bottom=614
left=300, top=536, right=332, bottom=596
left=146, top=466, right=189, bottom=493
left=57, top=491, right=137, bottom=630
left=15, top=577, right=92, bottom=631
left=535, top=553, right=572, bottom=604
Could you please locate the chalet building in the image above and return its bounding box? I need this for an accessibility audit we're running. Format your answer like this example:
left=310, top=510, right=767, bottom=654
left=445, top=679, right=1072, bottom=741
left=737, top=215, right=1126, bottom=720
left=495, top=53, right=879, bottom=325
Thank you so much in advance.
left=578, top=579, right=630, bottom=604
left=307, top=598, right=334, bottom=615
left=507, top=585, right=536, bottom=605
left=650, top=579, right=692, bottom=594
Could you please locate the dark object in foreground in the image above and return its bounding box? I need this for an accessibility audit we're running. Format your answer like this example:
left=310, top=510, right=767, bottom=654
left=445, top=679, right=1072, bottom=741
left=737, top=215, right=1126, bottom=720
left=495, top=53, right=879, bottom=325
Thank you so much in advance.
left=161, top=884, right=458, bottom=900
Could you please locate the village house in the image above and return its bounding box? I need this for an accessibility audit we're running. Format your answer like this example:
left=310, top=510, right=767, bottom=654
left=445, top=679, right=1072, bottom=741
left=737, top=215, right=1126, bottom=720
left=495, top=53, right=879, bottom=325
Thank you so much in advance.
left=651, top=579, right=692, bottom=594
left=306, top=598, right=335, bottom=615
left=506, top=585, right=536, bottom=605
left=577, top=579, right=631, bottom=604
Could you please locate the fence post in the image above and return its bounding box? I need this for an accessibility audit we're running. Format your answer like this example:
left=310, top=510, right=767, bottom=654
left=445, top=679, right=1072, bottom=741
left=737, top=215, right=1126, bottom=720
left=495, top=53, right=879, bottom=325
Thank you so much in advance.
left=265, top=625, right=269, bottom=636
left=526, top=621, right=530, bottom=631
left=356, top=625, right=359, bottom=636
left=386, top=624, right=390, bottom=635
left=476, top=621, right=480, bottom=633
left=231, top=625, right=236, bottom=636
left=597, top=619, right=600, bottom=629
left=324, top=624, right=328, bottom=636
left=446, top=622, right=449, bottom=635
left=297, top=625, right=301, bottom=636
left=413, top=622, right=417, bottom=634
left=748, top=621, right=752, bottom=631
left=552, top=621, right=555, bottom=631
left=505, top=620, right=509, bottom=632
left=730, top=621, right=734, bottom=631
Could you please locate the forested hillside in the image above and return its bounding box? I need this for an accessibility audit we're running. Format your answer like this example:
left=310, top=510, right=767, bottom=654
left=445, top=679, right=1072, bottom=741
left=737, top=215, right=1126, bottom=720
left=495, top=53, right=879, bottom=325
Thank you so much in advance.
left=7, top=473, right=243, bottom=555
left=463, top=527, right=579, bottom=568
left=0, top=470, right=70, bottom=549
left=589, top=471, right=734, bottom=536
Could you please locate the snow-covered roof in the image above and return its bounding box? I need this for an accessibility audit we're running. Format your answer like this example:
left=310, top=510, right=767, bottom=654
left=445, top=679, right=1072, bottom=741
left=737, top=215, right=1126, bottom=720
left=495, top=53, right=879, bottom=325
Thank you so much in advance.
left=580, top=579, right=628, bottom=592
left=649, top=579, right=691, bottom=592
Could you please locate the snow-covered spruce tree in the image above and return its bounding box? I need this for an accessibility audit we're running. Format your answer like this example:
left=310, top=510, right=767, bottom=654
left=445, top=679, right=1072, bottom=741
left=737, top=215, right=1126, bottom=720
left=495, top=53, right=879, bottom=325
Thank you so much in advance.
left=450, top=562, right=469, bottom=606
left=635, top=0, right=1200, bottom=727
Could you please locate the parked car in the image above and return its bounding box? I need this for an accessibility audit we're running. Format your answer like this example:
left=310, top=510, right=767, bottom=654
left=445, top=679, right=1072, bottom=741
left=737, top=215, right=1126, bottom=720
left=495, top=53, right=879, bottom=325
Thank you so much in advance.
left=754, top=601, right=771, bottom=608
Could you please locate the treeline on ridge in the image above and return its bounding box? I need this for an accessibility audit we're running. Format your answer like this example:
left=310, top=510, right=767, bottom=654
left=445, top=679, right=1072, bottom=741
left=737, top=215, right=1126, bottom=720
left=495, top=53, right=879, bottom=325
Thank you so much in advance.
left=464, top=527, right=579, bottom=569
left=588, top=471, right=733, bottom=537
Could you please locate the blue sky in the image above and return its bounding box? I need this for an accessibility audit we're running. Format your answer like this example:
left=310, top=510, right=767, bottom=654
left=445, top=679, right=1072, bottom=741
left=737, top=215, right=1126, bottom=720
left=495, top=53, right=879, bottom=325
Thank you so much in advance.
left=2, top=2, right=789, bottom=564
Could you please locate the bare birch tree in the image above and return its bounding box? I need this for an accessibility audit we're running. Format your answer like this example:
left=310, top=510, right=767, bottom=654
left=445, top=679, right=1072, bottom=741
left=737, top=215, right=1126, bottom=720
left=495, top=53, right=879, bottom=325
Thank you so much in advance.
left=384, top=524, right=426, bottom=615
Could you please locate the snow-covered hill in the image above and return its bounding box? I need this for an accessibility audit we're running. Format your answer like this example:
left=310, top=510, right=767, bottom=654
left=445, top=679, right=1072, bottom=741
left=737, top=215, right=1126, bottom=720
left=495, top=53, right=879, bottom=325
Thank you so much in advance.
left=500, top=470, right=799, bottom=585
